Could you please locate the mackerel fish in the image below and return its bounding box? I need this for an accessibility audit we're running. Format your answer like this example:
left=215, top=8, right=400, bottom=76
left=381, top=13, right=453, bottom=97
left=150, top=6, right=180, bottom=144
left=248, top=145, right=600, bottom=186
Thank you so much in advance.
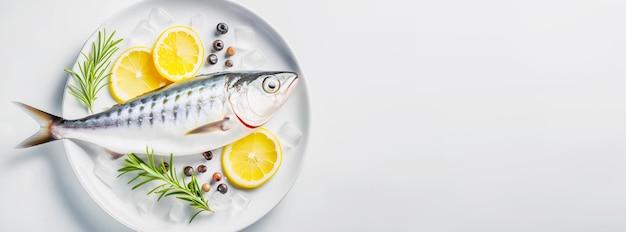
left=14, top=71, right=298, bottom=157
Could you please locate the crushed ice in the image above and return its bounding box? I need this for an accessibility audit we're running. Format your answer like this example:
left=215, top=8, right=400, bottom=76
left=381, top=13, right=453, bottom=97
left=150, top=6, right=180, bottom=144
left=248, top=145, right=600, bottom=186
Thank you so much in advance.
left=242, top=50, right=266, bottom=69
left=148, top=7, right=173, bottom=31
left=235, top=27, right=255, bottom=50
left=190, top=14, right=204, bottom=30
left=278, top=121, right=303, bottom=150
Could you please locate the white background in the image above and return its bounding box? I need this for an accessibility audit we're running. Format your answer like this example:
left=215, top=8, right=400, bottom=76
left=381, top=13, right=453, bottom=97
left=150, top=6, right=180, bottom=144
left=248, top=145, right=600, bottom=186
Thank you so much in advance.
left=2, top=0, right=626, bottom=231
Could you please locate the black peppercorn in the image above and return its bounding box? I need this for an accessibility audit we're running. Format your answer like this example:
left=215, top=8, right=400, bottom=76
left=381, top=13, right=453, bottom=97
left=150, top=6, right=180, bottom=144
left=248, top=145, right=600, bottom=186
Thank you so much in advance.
left=184, top=166, right=194, bottom=176
left=162, top=161, right=169, bottom=172
left=207, top=54, right=218, bottom=65
left=217, top=183, right=228, bottom=194
left=216, top=22, right=229, bottom=34
left=212, top=40, right=224, bottom=51
left=202, top=151, right=213, bottom=160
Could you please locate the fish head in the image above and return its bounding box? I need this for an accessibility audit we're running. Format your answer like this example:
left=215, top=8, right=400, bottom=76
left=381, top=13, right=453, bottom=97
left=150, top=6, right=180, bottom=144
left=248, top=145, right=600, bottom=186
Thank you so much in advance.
left=227, top=71, right=299, bottom=128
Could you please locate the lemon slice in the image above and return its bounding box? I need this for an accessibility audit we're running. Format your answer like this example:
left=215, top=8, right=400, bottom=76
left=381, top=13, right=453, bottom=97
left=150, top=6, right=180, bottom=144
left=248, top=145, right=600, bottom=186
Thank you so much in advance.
left=153, top=26, right=204, bottom=82
left=222, top=128, right=283, bottom=189
left=109, top=46, right=171, bottom=103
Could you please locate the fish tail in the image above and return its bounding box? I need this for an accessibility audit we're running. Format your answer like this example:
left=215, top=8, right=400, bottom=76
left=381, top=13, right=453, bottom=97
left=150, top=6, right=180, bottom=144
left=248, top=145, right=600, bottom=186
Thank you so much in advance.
left=13, top=101, right=62, bottom=148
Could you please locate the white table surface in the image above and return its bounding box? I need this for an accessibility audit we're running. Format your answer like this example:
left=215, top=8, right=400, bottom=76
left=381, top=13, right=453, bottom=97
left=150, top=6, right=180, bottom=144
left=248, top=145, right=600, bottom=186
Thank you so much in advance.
left=3, top=0, right=626, bottom=231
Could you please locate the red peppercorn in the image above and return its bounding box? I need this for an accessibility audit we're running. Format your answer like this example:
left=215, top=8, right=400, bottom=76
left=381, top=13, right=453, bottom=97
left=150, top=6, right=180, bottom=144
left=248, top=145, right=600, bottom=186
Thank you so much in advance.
left=197, top=164, right=207, bottom=173
left=225, top=60, right=233, bottom=67
left=212, top=172, right=223, bottom=182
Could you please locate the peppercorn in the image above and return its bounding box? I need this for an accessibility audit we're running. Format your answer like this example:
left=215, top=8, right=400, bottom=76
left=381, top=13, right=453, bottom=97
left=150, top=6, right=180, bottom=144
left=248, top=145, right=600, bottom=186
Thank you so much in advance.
left=217, top=183, right=228, bottom=194
left=207, top=54, right=218, bottom=65
left=184, top=166, right=194, bottom=176
left=201, top=183, right=211, bottom=192
left=225, top=60, right=233, bottom=67
left=162, top=161, right=169, bottom=172
left=216, top=22, right=229, bottom=34
left=212, top=40, right=224, bottom=51
left=202, top=151, right=213, bottom=160
left=226, top=46, right=236, bottom=56
left=212, top=172, right=223, bottom=182
left=197, top=164, right=207, bottom=173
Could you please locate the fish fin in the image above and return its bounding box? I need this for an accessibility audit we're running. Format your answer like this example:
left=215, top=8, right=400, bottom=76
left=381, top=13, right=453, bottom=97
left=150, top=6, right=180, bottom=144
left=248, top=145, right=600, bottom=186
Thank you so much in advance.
left=101, top=103, right=122, bottom=111
left=185, top=117, right=231, bottom=135
left=123, top=84, right=171, bottom=102
left=13, top=101, right=62, bottom=148
left=104, top=149, right=125, bottom=160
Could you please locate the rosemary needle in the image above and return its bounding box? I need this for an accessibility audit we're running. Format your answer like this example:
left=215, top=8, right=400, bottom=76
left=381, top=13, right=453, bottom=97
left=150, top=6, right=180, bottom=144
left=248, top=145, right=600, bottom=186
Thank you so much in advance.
left=117, top=149, right=213, bottom=223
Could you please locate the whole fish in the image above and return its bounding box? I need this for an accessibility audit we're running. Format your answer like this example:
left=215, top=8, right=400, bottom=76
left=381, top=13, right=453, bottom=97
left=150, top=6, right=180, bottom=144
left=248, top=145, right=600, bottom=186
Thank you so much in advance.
left=15, top=71, right=298, bottom=157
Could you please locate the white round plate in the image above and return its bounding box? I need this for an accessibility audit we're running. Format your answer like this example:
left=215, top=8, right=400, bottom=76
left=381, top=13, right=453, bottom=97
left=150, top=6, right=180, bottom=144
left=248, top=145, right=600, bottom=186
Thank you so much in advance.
left=61, top=0, right=309, bottom=231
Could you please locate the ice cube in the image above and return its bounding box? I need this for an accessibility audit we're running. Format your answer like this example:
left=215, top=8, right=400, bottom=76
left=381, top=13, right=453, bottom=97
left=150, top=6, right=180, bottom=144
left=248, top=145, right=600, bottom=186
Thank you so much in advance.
left=128, top=20, right=157, bottom=47
left=190, top=14, right=204, bottom=30
left=230, top=192, right=250, bottom=216
left=242, top=50, right=266, bottom=69
left=147, top=7, right=173, bottom=31
left=93, top=152, right=123, bottom=188
left=209, top=191, right=232, bottom=212
left=278, top=122, right=303, bottom=149
left=235, top=27, right=255, bottom=50
left=132, top=184, right=158, bottom=215
left=169, top=201, right=187, bottom=223
left=93, top=161, right=116, bottom=188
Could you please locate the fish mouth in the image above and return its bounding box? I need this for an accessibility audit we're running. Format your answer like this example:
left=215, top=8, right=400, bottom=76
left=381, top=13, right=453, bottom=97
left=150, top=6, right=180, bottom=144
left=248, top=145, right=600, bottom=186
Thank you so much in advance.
left=284, top=73, right=299, bottom=96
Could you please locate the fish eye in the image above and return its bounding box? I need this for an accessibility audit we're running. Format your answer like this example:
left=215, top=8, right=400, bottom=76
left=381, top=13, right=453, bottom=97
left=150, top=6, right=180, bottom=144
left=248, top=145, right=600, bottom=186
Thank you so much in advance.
left=262, top=76, right=280, bottom=93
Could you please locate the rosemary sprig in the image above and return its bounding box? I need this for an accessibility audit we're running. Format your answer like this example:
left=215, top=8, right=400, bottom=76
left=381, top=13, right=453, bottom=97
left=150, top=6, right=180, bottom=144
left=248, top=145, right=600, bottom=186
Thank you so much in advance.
left=117, top=149, right=212, bottom=223
left=65, top=28, right=122, bottom=113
